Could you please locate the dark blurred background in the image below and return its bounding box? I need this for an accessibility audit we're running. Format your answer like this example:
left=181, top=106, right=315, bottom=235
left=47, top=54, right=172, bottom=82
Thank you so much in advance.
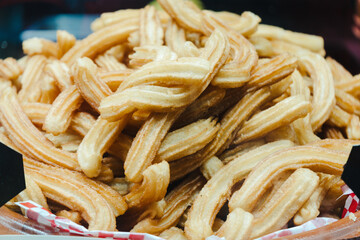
left=0, top=0, right=359, bottom=74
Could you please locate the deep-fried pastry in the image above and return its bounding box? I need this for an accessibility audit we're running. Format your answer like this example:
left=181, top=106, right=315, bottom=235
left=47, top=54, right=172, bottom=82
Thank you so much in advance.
left=184, top=140, right=294, bottom=240
left=57, top=30, right=76, bottom=57
left=157, top=118, right=219, bottom=162
left=22, top=37, right=59, bottom=58
left=326, top=57, right=353, bottom=83
left=139, top=6, right=164, bottom=46
left=159, top=227, right=188, bottom=240
left=229, top=145, right=349, bottom=212
left=42, top=85, right=83, bottom=135
left=132, top=174, right=204, bottom=234
left=125, top=161, right=170, bottom=208
left=16, top=174, right=49, bottom=210
left=0, top=57, right=22, bottom=80
left=77, top=116, right=128, bottom=178
left=234, top=95, right=311, bottom=144
left=56, top=210, right=82, bottom=224
left=18, top=55, right=47, bottom=102
left=125, top=111, right=182, bottom=183
left=73, top=57, right=113, bottom=111
left=45, top=60, right=73, bottom=91
left=216, top=208, right=253, bottom=240
left=23, top=102, right=51, bottom=126
left=220, top=139, right=266, bottom=164
left=293, top=174, right=338, bottom=226
left=200, top=156, right=223, bottom=180
left=250, top=168, right=319, bottom=238
left=0, top=83, right=80, bottom=170
left=95, top=54, right=127, bottom=71
left=61, top=20, right=138, bottom=65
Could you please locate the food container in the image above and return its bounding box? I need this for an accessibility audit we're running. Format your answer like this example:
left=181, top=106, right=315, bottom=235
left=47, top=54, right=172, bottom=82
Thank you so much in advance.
left=0, top=0, right=360, bottom=239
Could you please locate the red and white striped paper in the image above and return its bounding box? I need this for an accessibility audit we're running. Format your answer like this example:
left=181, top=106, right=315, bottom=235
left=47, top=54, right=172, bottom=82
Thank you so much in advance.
left=341, top=184, right=360, bottom=218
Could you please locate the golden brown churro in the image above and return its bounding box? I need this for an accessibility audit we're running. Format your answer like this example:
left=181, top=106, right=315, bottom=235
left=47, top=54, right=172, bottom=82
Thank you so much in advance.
left=23, top=38, right=59, bottom=58
left=0, top=57, right=23, bottom=80
left=185, top=140, right=294, bottom=240
left=42, top=85, right=83, bottom=135
left=0, top=84, right=80, bottom=170
left=57, top=30, right=76, bottom=57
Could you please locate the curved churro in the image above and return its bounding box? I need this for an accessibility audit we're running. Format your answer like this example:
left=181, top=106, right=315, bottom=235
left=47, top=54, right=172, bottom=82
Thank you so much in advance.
left=24, top=159, right=117, bottom=231
left=70, top=111, right=96, bottom=136
left=184, top=140, right=294, bottom=240
left=95, top=54, right=127, bottom=71
left=16, top=174, right=49, bottom=210
left=327, top=105, right=351, bottom=128
left=18, top=55, right=47, bottom=102
left=174, top=87, right=225, bottom=129
left=22, top=37, right=59, bottom=58
left=170, top=87, right=270, bottom=181
left=215, top=11, right=261, bottom=37
left=38, top=74, right=59, bottom=104
left=202, top=12, right=258, bottom=88
left=228, top=146, right=348, bottom=212
left=139, top=5, right=164, bottom=46
left=77, top=116, right=128, bottom=178
left=165, top=20, right=200, bottom=58
left=129, top=45, right=178, bottom=68
left=99, top=69, right=133, bottom=91
left=346, top=114, right=360, bottom=140
left=216, top=208, right=253, bottom=240
left=132, top=174, right=204, bottom=234
left=271, top=41, right=335, bottom=132
left=326, top=57, right=353, bottom=83
left=125, top=161, right=170, bottom=208
left=244, top=53, right=297, bottom=92
left=293, top=174, right=338, bottom=226
left=61, top=20, right=138, bottom=65
left=290, top=70, right=319, bottom=144
left=73, top=57, right=112, bottom=111
left=91, top=9, right=140, bottom=32
left=0, top=57, right=22, bottom=80
left=234, top=95, right=311, bottom=144
left=57, top=30, right=76, bottom=57
left=56, top=210, right=82, bottom=224
left=125, top=111, right=182, bottom=183
left=24, top=157, right=127, bottom=217
left=159, top=227, right=188, bottom=240
left=335, top=74, right=360, bottom=97
left=220, top=139, right=266, bottom=164
left=157, top=0, right=203, bottom=33
left=23, top=102, right=51, bottom=126
left=250, top=168, right=319, bottom=238
left=157, top=118, right=219, bottom=162
left=42, top=85, right=83, bottom=135
left=200, top=156, right=224, bottom=180
left=0, top=84, right=80, bottom=170
left=335, top=89, right=360, bottom=115
left=253, top=24, right=324, bottom=53
left=45, top=60, right=73, bottom=91
left=324, top=127, right=345, bottom=139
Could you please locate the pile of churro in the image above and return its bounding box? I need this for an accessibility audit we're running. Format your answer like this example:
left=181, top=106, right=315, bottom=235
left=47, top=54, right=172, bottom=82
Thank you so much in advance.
left=1, top=0, right=360, bottom=239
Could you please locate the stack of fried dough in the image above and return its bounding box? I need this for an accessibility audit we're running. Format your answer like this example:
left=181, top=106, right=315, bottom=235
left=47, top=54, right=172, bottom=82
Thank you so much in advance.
left=1, top=0, right=360, bottom=239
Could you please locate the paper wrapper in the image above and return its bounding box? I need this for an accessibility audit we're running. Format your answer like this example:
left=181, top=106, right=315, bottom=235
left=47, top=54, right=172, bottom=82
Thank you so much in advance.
left=15, top=200, right=341, bottom=240
left=341, top=184, right=360, bottom=218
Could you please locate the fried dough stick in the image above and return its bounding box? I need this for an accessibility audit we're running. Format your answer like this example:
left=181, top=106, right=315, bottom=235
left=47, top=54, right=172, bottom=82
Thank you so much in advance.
left=271, top=40, right=335, bottom=132
left=100, top=29, right=230, bottom=121
left=42, top=85, right=83, bottom=135
left=170, top=87, right=270, bottom=181
left=77, top=116, right=128, bottom=178
left=125, top=111, right=182, bottom=183
left=24, top=157, right=127, bottom=217
left=24, top=158, right=117, bottom=231
left=215, top=11, right=260, bottom=37
left=57, top=30, right=76, bottom=57
left=125, top=161, right=170, bottom=208
left=156, top=118, right=219, bottom=162
left=18, top=55, right=47, bottom=102
left=73, top=57, right=112, bottom=111
left=160, top=227, right=188, bottom=240
left=293, top=174, right=338, bottom=225
left=0, top=83, right=80, bottom=170
left=250, top=168, right=319, bottom=238
left=234, top=95, right=311, bottom=144
left=61, top=20, right=138, bottom=65
left=0, top=57, right=23, bottom=80
left=216, top=208, right=253, bottom=240
left=184, top=140, right=294, bottom=240
left=229, top=145, right=349, bottom=212
left=132, top=174, right=205, bottom=234
left=290, top=70, right=320, bottom=144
